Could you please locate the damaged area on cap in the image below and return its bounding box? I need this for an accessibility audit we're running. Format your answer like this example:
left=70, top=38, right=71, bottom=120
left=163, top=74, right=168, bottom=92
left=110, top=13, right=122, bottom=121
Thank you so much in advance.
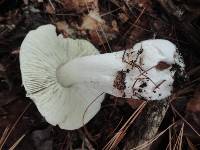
left=20, top=24, right=105, bottom=130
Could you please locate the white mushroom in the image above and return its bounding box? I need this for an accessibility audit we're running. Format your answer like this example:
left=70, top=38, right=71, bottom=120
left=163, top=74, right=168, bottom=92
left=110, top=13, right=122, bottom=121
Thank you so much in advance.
left=20, top=24, right=184, bottom=130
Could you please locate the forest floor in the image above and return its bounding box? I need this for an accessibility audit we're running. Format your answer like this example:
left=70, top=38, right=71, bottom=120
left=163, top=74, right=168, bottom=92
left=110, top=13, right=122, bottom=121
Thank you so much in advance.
left=0, top=0, right=200, bottom=149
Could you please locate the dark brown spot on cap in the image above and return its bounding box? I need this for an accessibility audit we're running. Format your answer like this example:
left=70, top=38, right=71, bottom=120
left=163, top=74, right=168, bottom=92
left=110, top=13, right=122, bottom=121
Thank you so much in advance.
left=156, top=61, right=171, bottom=70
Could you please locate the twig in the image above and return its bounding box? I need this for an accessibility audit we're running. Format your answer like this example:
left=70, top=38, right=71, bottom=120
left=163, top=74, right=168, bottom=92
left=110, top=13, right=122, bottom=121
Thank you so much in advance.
left=124, top=99, right=169, bottom=149
left=0, top=126, right=10, bottom=146
left=0, top=102, right=31, bottom=149
left=170, top=104, right=200, bottom=137
left=8, top=134, right=26, bottom=150
left=130, top=122, right=176, bottom=150
left=103, top=101, right=147, bottom=150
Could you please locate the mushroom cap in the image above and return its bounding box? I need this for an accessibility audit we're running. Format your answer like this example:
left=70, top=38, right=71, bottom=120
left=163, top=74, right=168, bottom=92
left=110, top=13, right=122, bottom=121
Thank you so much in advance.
left=20, top=24, right=105, bottom=130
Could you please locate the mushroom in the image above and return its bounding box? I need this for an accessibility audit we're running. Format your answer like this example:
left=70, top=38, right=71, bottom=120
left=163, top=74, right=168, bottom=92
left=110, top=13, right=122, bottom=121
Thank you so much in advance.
left=20, top=24, right=184, bottom=130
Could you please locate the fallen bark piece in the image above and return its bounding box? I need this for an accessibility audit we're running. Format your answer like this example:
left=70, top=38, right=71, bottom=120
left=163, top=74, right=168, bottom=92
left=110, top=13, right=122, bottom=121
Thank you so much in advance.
left=81, top=11, right=105, bottom=30
left=124, top=100, right=169, bottom=150
left=80, top=10, right=118, bottom=45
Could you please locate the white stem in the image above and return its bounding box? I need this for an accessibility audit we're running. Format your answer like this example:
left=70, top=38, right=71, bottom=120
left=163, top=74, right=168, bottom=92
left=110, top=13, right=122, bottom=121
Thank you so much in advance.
left=56, top=51, right=125, bottom=96
left=56, top=39, right=180, bottom=100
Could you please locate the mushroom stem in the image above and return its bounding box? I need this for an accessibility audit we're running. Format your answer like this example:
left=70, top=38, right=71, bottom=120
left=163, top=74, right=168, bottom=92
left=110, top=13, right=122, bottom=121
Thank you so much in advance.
left=56, top=51, right=125, bottom=96
left=56, top=38, right=179, bottom=100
